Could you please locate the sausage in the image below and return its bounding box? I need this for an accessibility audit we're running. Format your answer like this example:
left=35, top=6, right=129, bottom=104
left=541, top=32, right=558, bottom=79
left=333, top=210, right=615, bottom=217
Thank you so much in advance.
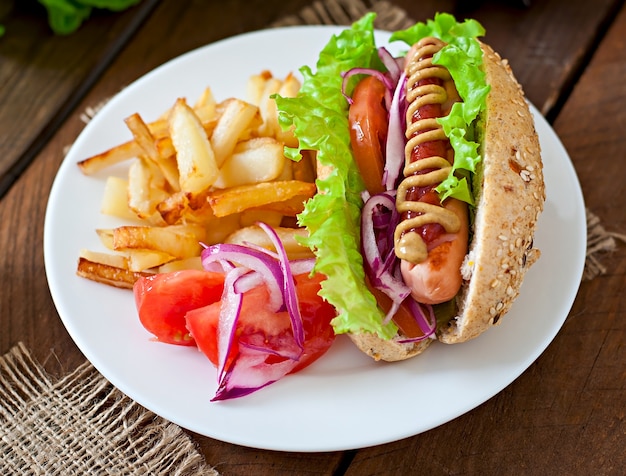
left=401, top=197, right=468, bottom=304
left=394, top=37, right=469, bottom=304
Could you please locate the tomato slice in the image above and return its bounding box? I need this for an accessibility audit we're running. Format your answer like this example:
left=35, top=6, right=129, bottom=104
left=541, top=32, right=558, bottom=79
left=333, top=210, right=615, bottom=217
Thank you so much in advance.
left=133, top=270, right=225, bottom=346
left=348, top=75, right=388, bottom=195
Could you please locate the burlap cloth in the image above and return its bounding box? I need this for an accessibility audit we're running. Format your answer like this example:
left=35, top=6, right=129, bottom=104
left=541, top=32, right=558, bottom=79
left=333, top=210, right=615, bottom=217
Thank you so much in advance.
left=2, top=0, right=624, bottom=474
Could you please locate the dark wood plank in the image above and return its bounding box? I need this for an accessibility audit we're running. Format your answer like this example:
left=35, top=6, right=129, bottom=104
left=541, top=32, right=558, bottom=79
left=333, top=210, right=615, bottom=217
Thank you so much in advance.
left=0, top=1, right=159, bottom=197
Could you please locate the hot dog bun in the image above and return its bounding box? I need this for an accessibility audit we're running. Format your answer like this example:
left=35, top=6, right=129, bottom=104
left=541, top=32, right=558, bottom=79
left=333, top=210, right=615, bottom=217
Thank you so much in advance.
left=338, top=41, right=544, bottom=361
left=438, top=42, right=544, bottom=344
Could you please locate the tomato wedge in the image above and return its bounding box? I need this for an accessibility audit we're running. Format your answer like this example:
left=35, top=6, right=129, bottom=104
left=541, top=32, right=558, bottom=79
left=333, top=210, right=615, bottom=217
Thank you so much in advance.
left=133, top=270, right=225, bottom=345
left=186, top=272, right=336, bottom=373
left=348, top=75, right=388, bottom=195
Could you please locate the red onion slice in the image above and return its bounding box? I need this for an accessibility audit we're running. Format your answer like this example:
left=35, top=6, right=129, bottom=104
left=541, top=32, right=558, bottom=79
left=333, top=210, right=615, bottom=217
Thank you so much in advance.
left=257, top=223, right=305, bottom=349
left=201, top=243, right=284, bottom=312
left=211, top=350, right=299, bottom=401
left=383, top=72, right=407, bottom=191
left=216, top=263, right=247, bottom=382
left=378, top=47, right=403, bottom=83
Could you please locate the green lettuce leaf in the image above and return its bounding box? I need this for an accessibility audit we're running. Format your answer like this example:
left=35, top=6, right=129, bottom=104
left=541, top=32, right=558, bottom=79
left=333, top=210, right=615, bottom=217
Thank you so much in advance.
left=274, top=13, right=397, bottom=339
left=390, top=12, right=490, bottom=204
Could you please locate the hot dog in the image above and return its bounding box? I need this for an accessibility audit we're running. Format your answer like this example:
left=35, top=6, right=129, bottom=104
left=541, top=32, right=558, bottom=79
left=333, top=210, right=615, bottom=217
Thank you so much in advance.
left=275, top=13, right=545, bottom=361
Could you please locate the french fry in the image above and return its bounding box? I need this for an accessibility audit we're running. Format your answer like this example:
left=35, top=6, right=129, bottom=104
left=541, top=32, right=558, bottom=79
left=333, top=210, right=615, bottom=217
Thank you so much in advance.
left=125, top=113, right=160, bottom=162
left=111, top=225, right=203, bottom=259
left=100, top=176, right=138, bottom=221
left=158, top=256, right=204, bottom=273
left=249, top=193, right=311, bottom=216
left=169, top=98, right=220, bottom=196
left=207, top=180, right=316, bottom=217
left=127, top=157, right=169, bottom=225
left=213, top=137, right=286, bottom=189
left=124, top=249, right=176, bottom=272
left=210, top=98, right=260, bottom=167
left=76, top=257, right=151, bottom=289
left=156, top=191, right=189, bottom=225
left=202, top=213, right=242, bottom=245
left=225, top=225, right=314, bottom=260
left=239, top=209, right=283, bottom=228
left=257, top=76, right=283, bottom=138
left=79, top=249, right=129, bottom=269
left=96, top=228, right=115, bottom=250
left=274, top=72, right=301, bottom=147
left=77, top=140, right=142, bottom=175
left=247, top=70, right=273, bottom=105
left=193, top=87, right=218, bottom=123
left=126, top=112, right=182, bottom=191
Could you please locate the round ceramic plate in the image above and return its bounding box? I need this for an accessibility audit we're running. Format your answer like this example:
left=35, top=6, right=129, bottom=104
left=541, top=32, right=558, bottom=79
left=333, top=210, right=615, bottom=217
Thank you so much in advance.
left=44, top=26, right=586, bottom=452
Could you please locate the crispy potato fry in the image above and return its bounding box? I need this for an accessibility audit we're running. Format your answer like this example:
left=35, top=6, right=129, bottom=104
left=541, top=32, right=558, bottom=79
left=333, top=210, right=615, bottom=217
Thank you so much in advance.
left=111, top=225, right=203, bottom=259
left=100, top=176, right=138, bottom=221
left=124, top=249, right=176, bottom=272
left=77, top=140, right=142, bottom=175
left=125, top=113, right=160, bottom=162
left=203, top=213, right=242, bottom=245
left=213, top=137, right=286, bottom=189
left=239, top=209, right=283, bottom=228
left=226, top=225, right=314, bottom=260
left=246, top=70, right=274, bottom=105
left=274, top=73, right=301, bottom=147
left=247, top=71, right=301, bottom=146
left=249, top=193, right=311, bottom=216
left=76, top=257, right=151, bottom=288
left=79, top=249, right=129, bottom=269
left=193, top=87, right=218, bottom=123
left=156, top=191, right=189, bottom=225
left=127, top=158, right=168, bottom=225
left=158, top=256, right=204, bottom=273
left=96, top=228, right=115, bottom=250
left=169, top=98, right=220, bottom=196
left=257, top=76, right=283, bottom=138
left=207, top=180, right=316, bottom=217
left=210, top=98, right=260, bottom=167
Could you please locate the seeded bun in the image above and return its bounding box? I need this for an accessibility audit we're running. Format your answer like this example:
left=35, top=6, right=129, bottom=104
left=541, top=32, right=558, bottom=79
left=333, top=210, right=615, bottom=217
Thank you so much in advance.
left=437, top=42, right=544, bottom=344
left=319, top=42, right=544, bottom=361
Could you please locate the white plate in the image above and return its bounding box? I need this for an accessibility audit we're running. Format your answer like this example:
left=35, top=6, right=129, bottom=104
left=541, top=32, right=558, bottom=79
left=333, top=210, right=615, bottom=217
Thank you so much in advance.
left=44, top=26, right=586, bottom=452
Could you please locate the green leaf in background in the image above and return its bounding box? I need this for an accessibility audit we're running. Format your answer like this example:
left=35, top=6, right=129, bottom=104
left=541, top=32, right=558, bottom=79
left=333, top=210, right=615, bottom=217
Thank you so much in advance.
left=38, top=0, right=141, bottom=35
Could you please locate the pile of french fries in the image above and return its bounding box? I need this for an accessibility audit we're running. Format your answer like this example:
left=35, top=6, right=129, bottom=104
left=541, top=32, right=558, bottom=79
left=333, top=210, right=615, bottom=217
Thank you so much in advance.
left=77, top=71, right=318, bottom=289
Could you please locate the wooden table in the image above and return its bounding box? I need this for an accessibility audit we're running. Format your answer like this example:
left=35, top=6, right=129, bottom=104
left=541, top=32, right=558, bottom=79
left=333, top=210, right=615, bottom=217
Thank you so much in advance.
left=1, top=0, right=624, bottom=474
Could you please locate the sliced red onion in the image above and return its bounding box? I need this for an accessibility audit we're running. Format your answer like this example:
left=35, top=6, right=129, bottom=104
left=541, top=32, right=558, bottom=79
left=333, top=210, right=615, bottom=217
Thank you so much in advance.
left=341, top=67, right=394, bottom=107
left=201, top=243, right=284, bottom=312
left=211, top=350, right=299, bottom=401
left=361, top=192, right=411, bottom=324
left=203, top=223, right=316, bottom=401
left=383, top=72, right=407, bottom=191
left=378, top=47, right=403, bottom=83
left=216, top=263, right=247, bottom=382
left=257, top=222, right=304, bottom=349
left=288, top=258, right=315, bottom=276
